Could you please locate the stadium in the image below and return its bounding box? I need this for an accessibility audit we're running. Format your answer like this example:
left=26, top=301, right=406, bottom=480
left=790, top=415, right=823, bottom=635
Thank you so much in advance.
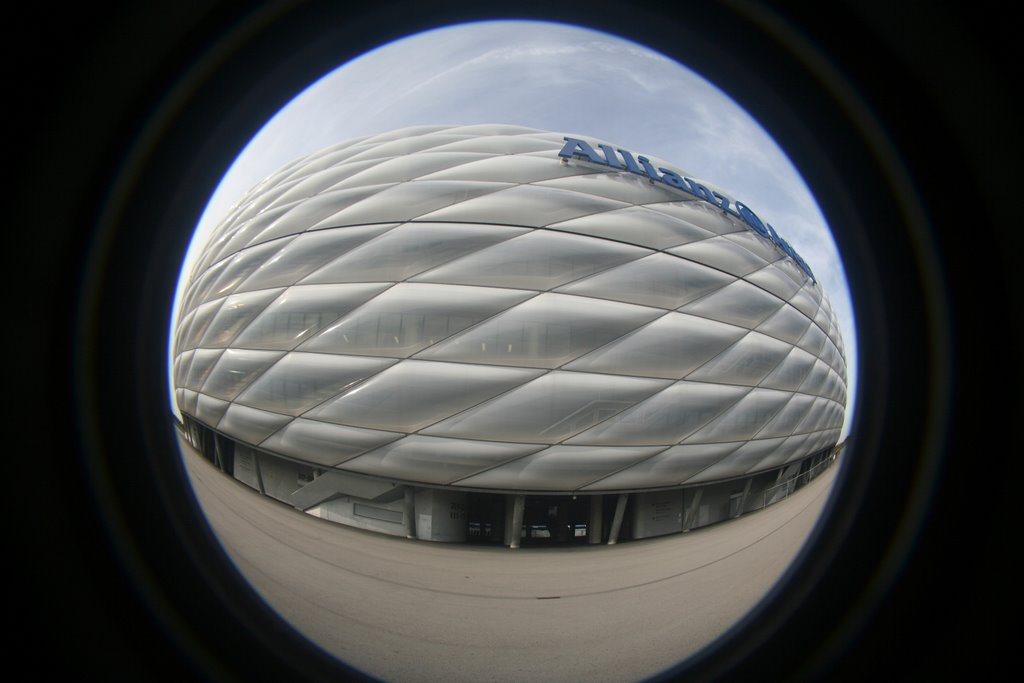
left=172, top=124, right=847, bottom=547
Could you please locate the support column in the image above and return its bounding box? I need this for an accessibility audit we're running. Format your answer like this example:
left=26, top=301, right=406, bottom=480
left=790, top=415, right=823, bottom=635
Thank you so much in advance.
left=588, top=495, right=603, bottom=545
left=508, top=495, right=525, bottom=549
left=607, top=493, right=628, bottom=545
left=253, top=451, right=266, bottom=494
left=683, top=488, right=703, bottom=531
left=734, top=478, right=752, bottom=518
left=403, top=487, right=416, bottom=539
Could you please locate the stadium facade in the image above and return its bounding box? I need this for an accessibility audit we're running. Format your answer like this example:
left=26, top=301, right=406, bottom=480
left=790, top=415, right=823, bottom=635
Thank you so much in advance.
left=172, top=124, right=846, bottom=547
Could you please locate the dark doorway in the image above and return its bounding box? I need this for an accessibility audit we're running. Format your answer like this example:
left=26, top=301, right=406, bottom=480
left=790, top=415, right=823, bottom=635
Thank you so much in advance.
left=521, top=496, right=592, bottom=545
left=466, top=492, right=505, bottom=545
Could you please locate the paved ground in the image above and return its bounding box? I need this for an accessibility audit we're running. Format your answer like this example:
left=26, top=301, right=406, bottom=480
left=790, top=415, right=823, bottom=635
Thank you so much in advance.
left=179, top=433, right=838, bottom=682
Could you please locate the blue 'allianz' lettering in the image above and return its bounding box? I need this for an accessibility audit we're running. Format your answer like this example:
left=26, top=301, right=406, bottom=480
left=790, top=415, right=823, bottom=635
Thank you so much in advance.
left=557, top=136, right=815, bottom=281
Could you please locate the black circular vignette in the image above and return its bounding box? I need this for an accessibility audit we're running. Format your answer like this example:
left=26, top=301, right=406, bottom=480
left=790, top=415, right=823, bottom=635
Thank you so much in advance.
left=10, top=1, right=1018, bottom=681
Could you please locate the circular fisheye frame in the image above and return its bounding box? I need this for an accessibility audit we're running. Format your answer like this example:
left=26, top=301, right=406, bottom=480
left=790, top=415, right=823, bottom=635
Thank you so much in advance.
left=17, top=1, right=1013, bottom=682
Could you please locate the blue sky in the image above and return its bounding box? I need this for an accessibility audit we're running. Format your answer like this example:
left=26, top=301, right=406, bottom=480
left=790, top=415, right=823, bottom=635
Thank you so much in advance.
left=171, top=19, right=857, bottom=438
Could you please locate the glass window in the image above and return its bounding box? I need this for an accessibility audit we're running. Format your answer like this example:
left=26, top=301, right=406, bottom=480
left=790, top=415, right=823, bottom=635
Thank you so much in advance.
left=686, top=332, right=793, bottom=386
left=200, top=348, right=285, bottom=400
left=451, top=445, right=665, bottom=491
left=548, top=205, right=717, bottom=250
left=564, top=312, right=747, bottom=379
left=230, top=283, right=390, bottom=350
left=581, top=442, right=742, bottom=490
left=566, top=381, right=750, bottom=446
left=217, top=404, right=293, bottom=446
left=299, top=283, right=534, bottom=357
left=411, top=230, right=649, bottom=291
left=422, top=371, right=671, bottom=444
left=338, top=435, right=546, bottom=485
left=299, top=223, right=527, bottom=285
left=305, top=360, right=544, bottom=432
left=414, top=183, right=630, bottom=227
left=557, top=253, right=735, bottom=310
left=260, top=419, right=403, bottom=467
left=417, top=293, right=664, bottom=368
left=678, top=280, right=785, bottom=329
left=668, top=236, right=768, bottom=277
left=198, top=288, right=285, bottom=348
left=235, top=353, right=397, bottom=416
left=235, top=224, right=398, bottom=292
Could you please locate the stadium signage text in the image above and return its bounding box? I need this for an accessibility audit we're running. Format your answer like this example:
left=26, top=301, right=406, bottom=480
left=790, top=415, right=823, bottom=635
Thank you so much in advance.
left=558, top=137, right=815, bottom=281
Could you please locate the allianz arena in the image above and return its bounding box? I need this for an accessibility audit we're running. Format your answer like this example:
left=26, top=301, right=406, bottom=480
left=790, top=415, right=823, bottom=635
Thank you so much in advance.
left=173, top=124, right=846, bottom=546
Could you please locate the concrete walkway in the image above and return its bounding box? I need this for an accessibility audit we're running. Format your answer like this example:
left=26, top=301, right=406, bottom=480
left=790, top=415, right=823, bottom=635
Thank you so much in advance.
left=179, top=433, right=838, bottom=683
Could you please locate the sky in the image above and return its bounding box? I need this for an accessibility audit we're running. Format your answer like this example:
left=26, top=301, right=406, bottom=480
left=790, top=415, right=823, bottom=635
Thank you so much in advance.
left=169, top=19, right=858, bottom=439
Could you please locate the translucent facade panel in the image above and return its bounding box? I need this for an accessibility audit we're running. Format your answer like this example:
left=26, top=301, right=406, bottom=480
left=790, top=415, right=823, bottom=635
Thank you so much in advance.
left=537, top=172, right=685, bottom=206
left=195, top=393, right=231, bottom=427
left=744, top=263, right=802, bottom=301
left=342, top=134, right=477, bottom=163
left=217, top=404, right=293, bottom=445
left=723, top=229, right=784, bottom=264
left=684, top=437, right=788, bottom=484
left=547, top=206, right=716, bottom=250
left=417, top=293, right=664, bottom=368
left=419, top=154, right=588, bottom=183
left=183, top=348, right=224, bottom=391
left=200, top=349, right=285, bottom=401
left=205, top=237, right=297, bottom=300
left=774, top=257, right=809, bottom=288
left=422, top=372, right=671, bottom=444
left=257, top=158, right=388, bottom=209
left=235, top=224, right=397, bottom=292
left=796, top=318, right=828, bottom=357
left=755, top=303, right=813, bottom=345
left=179, top=297, right=226, bottom=351
left=230, top=283, right=390, bottom=350
left=753, top=432, right=814, bottom=470
left=812, top=302, right=832, bottom=331
left=173, top=349, right=195, bottom=389
left=686, top=332, right=793, bottom=386
left=564, top=313, right=747, bottom=379
left=305, top=361, right=544, bottom=432
left=411, top=230, right=650, bottom=291
left=668, top=236, right=768, bottom=277
left=210, top=206, right=296, bottom=265
left=565, top=382, right=750, bottom=446
left=580, top=442, right=742, bottom=490
left=181, top=257, right=230, bottom=317
left=427, top=135, right=559, bottom=155
left=179, top=389, right=199, bottom=416
left=556, top=253, right=735, bottom=310
left=414, top=184, right=631, bottom=227
left=234, top=353, right=397, bottom=416
left=199, top=288, right=285, bottom=348
left=645, top=201, right=748, bottom=236
left=679, top=280, right=785, bottom=329
left=299, top=223, right=527, bottom=284
left=330, top=152, right=493, bottom=188
left=338, top=436, right=545, bottom=485
left=796, top=397, right=833, bottom=433
left=685, top=389, right=793, bottom=443
left=301, top=180, right=511, bottom=227
left=260, top=419, right=403, bottom=467
left=451, top=445, right=665, bottom=491
left=787, top=287, right=820, bottom=320
left=755, top=394, right=817, bottom=439
left=300, top=283, right=534, bottom=357
left=759, top=346, right=817, bottom=392
left=799, top=360, right=834, bottom=397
